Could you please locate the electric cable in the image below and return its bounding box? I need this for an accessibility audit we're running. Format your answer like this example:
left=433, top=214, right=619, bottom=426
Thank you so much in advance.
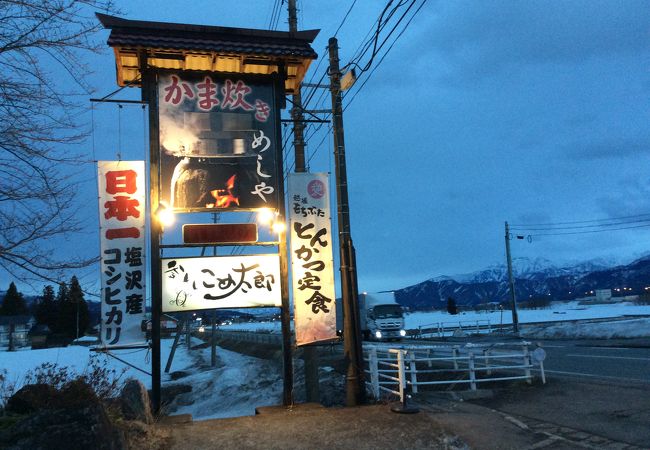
left=530, top=223, right=650, bottom=237
left=510, top=212, right=650, bottom=228
left=510, top=218, right=650, bottom=232
left=345, top=0, right=427, bottom=109
left=333, top=0, right=358, bottom=37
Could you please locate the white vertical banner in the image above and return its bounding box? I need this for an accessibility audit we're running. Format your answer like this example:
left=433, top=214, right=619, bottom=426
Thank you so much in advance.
left=98, top=161, right=147, bottom=347
left=288, top=173, right=337, bottom=346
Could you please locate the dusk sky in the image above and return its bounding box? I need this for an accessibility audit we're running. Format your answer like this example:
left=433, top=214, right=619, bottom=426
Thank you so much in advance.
left=34, top=1, right=650, bottom=295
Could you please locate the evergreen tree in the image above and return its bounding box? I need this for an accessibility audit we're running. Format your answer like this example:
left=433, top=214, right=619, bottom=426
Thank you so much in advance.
left=35, top=285, right=58, bottom=331
left=0, top=282, right=28, bottom=316
left=1, top=282, right=27, bottom=351
left=53, top=281, right=69, bottom=335
left=446, top=297, right=458, bottom=315
left=56, top=282, right=69, bottom=304
left=58, top=276, right=89, bottom=339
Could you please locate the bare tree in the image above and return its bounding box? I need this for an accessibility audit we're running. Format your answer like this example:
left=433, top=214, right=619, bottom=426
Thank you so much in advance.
left=0, top=1, right=116, bottom=282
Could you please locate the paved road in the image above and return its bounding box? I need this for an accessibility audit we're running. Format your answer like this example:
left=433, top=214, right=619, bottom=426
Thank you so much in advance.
left=413, top=335, right=650, bottom=447
left=535, top=338, right=650, bottom=383
left=415, top=334, right=650, bottom=384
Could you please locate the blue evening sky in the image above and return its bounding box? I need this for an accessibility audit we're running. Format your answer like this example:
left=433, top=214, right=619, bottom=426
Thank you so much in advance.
left=27, top=1, right=650, bottom=295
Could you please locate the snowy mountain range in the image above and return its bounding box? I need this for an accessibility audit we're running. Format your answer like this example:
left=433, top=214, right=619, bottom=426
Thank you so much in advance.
left=395, top=255, right=650, bottom=310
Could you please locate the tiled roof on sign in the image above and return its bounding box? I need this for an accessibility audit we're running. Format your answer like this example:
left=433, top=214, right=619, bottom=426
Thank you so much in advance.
left=97, top=13, right=318, bottom=59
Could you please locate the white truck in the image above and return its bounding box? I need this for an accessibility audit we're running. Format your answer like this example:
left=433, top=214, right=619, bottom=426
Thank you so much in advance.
left=336, top=292, right=406, bottom=341
left=359, top=292, right=406, bottom=341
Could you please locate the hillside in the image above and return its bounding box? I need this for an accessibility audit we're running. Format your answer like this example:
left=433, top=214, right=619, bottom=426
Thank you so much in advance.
left=395, top=256, right=650, bottom=310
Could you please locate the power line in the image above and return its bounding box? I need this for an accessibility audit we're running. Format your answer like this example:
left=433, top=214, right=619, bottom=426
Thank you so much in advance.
left=270, top=0, right=285, bottom=30
left=300, top=0, right=403, bottom=116
left=345, top=0, right=414, bottom=75
left=333, top=0, right=358, bottom=37
left=510, top=212, right=650, bottom=228
left=300, top=0, right=426, bottom=165
left=268, top=0, right=281, bottom=29
left=511, top=218, right=650, bottom=232
left=530, top=223, right=650, bottom=237
left=344, top=0, right=427, bottom=109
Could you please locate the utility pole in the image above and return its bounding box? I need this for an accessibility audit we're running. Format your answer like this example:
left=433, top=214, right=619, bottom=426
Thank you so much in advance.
left=287, top=0, right=320, bottom=405
left=328, top=37, right=365, bottom=406
left=505, top=221, right=519, bottom=333
left=287, top=0, right=320, bottom=404
left=210, top=212, right=217, bottom=367
left=143, top=61, right=162, bottom=414
left=288, top=0, right=306, bottom=171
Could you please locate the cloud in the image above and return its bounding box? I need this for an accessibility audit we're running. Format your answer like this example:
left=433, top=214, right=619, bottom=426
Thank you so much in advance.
left=412, top=1, right=650, bottom=81
left=565, top=137, right=650, bottom=160
left=596, top=179, right=650, bottom=218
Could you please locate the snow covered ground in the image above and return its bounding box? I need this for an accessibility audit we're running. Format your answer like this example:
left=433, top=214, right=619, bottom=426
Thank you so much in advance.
left=0, top=338, right=283, bottom=420
left=2, top=301, right=649, bottom=420
left=220, top=301, right=650, bottom=338
left=405, top=301, right=650, bottom=328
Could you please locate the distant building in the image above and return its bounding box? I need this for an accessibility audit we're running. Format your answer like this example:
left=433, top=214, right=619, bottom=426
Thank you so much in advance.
left=0, top=315, right=36, bottom=349
left=578, top=288, right=638, bottom=304
left=595, top=289, right=612, bottom=302
left=28, top=324, right=51, bottom=349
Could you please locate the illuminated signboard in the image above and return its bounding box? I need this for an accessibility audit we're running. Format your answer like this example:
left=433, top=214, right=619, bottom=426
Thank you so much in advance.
left=161, top=254, right=282, bottom=312
left=288, top=173, right=337, bottom=345
left=98, top=161, right=147, bottom=347
left=158, top=73, right=279, bottom=212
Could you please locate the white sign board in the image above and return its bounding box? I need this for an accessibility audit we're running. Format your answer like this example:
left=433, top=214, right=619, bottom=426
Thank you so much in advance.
left=98, top=161, right=147, bottom=347
left=288, top=173, right=337, bottom=346
left=162, top=254, right=281, bottom=312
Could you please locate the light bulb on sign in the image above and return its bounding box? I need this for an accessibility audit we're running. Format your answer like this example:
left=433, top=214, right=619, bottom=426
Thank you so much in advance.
left=156, top=202, right=175, bottom=227
left=271, top=221, right=286, bottom=234
left=257, top=208, right=275, bottom=224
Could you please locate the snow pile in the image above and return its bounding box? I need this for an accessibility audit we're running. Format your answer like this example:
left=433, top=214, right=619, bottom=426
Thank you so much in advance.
left=521, top=318, right=650, bottom=339
left=164, top=344, right=282, bottom=420
left=405, top=301, right=650, bottom=330
left=1, top=338, right=284, bottom=420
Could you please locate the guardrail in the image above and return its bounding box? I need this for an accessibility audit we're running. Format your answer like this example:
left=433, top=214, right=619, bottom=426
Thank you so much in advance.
left=412, top=319, right=493, bottom=338
left=209, top=329, right=284, bottom=345
left=364, top=342, right=543, bottom=402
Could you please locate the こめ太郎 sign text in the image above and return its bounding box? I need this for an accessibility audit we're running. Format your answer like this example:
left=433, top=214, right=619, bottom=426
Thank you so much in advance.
left=162, top=254, right=281, bottom=312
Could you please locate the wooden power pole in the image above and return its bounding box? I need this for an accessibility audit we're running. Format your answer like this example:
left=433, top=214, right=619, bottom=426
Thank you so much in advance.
left=505, top=221, right=519, bottom=333
left=328, top=37, right=365, bottom=406
left=287, top=0, right=320, bottom=404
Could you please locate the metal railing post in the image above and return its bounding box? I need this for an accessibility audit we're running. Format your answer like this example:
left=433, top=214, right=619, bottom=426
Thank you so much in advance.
left=427, top=348, right=433, bottom=368
left=484, top=349, right=492, bottom=376
left=369, top=347, right=379, bottom=399
left=397, top=350, right=406, bottom=403
left=468, top=351, right=477, bottom=391
left=452, top=347, right=459, bottom=370
left=408, top=351, right=418, bottom=394
left=523, top=344, right=532, bottom=384
left=539, top=359, right=546, bottom=384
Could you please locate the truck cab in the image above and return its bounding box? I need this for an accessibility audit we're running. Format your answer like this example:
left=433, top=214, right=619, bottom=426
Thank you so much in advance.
left=360, top=292, right=406, bottom=341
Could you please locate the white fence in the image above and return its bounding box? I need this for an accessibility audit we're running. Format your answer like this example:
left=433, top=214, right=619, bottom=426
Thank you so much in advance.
left=364, top=342, right=544, bottom=402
